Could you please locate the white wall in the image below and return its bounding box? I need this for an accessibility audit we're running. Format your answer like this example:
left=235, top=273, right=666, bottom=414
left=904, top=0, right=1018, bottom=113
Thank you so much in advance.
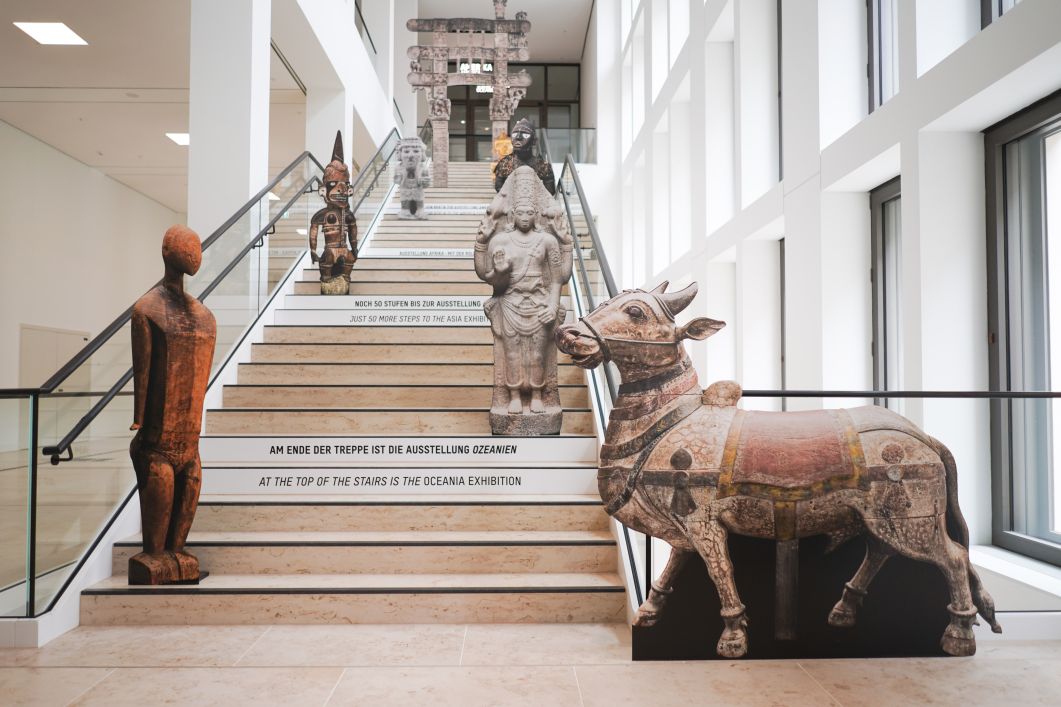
left=589, top=0, right=1061, bottom=609
left=0, top=120, right=177, bottom=389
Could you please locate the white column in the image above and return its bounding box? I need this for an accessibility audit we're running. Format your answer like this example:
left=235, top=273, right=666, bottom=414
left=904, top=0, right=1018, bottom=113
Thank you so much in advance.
left=736, top=239, right=782, bottom=410
left=905, top=132, right=991, bottom=544
left=187, top=0, right=271, bottom=236
left=305, top=88, right=353, bottom=170
left=734, top=0, right=778, bottom=207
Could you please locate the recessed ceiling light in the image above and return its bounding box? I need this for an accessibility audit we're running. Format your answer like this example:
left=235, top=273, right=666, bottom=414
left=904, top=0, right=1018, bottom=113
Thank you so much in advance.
left=296, top=228, right=307, bottom=235
left=166, top=132, right=190, bottom=146
left=13, top=22, right=87, bottom=45
left=267, top=192, right=280, bottom=201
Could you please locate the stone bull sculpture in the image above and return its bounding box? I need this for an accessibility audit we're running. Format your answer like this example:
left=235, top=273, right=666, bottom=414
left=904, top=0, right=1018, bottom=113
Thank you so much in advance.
left=555, top=281, right=1001, bottom=658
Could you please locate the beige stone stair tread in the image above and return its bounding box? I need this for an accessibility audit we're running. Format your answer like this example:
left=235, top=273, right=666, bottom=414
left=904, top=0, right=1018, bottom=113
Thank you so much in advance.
left=116, top=529, right=614, bottom=544
left=198, top=493, right=602, bottom=504
left=85, top=571, right=624, bottom=591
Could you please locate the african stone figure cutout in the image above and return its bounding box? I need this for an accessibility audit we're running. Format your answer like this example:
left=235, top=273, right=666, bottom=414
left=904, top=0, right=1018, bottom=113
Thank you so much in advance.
left=309, top=130, right=357, bottom=295
left=129, top=225, right=216, bottom=585
left=493, top=118, right=556, bottom=195
left=555, top=282, right=1002, bottom=657
left=393, top=137, right=431, bottom=220
left=476, top=165, right=572, bottom=434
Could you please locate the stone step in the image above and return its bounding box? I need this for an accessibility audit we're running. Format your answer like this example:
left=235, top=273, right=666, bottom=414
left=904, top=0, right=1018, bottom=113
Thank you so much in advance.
left=353, top=258, right=470, bottom=269
left=371, top=233, right=475, bottom=242
left=111, top=529, right=615, bottom=575
left=263, top=325, right=492, bottom=344
left=80, top=572, right=626, bottom=625
left=273, top=308, right=492, bottom=326
left=235, top=362, right=586, bottom=386
left=308, top=267, right=483, bottom=283
left=248, top=343, right=574, bottom=365
left=361, top=240, right=476, bottom=249
left=374, top=225, right=478, bottom=233
left=222, top=384, right=590, bottom=409
left=293, top=280, right=487, bottom=296
left=199, top=437, right=598, bottom=467
left=204, top=409, right=595, bottom=435
left=191, top=496, right=608, bottom=532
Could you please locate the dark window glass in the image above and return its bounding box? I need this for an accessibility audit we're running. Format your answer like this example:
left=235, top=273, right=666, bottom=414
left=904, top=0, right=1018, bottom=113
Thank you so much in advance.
left=549, top=65, right=579, bottom=101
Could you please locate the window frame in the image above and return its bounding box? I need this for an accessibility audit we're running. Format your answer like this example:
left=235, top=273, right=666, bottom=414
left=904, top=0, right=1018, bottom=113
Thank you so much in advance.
left=866, top=0, right=898, bottom=113
left=986, top=88, right=1061, bottom=567
left=870, top=177, right=901, bottom=406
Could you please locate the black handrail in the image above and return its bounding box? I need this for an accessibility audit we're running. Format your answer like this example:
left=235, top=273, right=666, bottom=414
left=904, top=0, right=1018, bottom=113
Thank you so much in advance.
left=38, top=131, right=405, bottom=464
left=37, top=150, right=324, bottom=395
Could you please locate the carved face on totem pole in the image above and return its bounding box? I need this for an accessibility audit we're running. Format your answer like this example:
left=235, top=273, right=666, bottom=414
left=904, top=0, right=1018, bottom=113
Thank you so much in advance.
left=400, top=140, right=424, bottom=171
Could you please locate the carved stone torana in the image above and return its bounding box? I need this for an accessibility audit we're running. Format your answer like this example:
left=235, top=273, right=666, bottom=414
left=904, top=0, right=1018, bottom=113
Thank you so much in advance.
left=129, top=225, right=217, bottom=585
left=309, top=131, right=357, bottom=295
left=393, top=137, right=431, bottom=220
left=493, top=118, right=556, bottom=195
left=406, top=0, right=532, bottom=186
left=555, top=282, right=1002, bottom=657
left=476, top=166, right=572, bottom=434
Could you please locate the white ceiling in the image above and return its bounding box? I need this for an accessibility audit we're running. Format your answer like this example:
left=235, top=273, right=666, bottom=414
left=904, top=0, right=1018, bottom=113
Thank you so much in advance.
left=0, top=0, right=304, bottom=214
left=416, top=0, right=594, bottom=62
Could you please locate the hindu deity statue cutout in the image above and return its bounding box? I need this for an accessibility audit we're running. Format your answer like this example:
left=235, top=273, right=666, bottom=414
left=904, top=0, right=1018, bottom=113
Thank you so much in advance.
left=475, top=165, right=573, bottom=435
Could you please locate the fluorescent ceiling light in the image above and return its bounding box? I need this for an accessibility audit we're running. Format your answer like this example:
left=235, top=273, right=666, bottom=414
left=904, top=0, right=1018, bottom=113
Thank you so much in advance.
left=13, top=22, right=87, bottom=45
left=296, top=228, right=307, bottom=235
left=165, top=132, right=189, bottom=146
left=267, top=192, right=280, bottom=201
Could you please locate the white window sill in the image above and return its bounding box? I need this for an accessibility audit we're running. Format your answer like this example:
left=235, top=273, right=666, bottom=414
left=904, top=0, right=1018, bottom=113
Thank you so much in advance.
left=970, top=544, right=1061, bottom=608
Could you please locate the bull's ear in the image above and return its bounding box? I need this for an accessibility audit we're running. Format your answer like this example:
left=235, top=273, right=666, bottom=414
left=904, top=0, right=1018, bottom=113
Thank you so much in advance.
left=678, top=317, right=725, bottom=340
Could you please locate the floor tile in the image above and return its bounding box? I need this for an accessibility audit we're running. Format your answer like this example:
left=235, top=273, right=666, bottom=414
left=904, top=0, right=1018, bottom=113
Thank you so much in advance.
left=72, top=666, right=343, bottom=706
left=0, top=667, right=112, bottom=706
left=327, top=666, right=582, bottom=707
left=3, top=625, right=268, bottom=667
left=800, top=656, right=1061, bottom=706
left=236, top=624, right=465, bottom=666
left=461, top=623, right=630, bottom=665
left=576, top=661, right=841, bottom=707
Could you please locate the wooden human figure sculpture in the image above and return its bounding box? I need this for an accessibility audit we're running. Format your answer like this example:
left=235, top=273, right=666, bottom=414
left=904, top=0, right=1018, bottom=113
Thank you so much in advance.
left=476, top=165, right=572, bottom=434
left=493, top=118, right=556, bottom=195
left=556, top=282, right=1001, bottom=657
left=128, top=225, right=216, bottom=585
left=393, top=137, right=431, bottom=220
left=309, top=130, right=357, bottom=295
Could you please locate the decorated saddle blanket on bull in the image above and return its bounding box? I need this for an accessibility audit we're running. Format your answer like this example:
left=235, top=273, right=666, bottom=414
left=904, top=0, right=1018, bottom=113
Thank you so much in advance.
left=639, top=407, right=867, bottom=501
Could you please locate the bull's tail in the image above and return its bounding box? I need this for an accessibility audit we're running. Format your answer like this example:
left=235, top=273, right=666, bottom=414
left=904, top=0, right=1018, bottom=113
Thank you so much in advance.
left=932, top=438, right=1002, bottom=633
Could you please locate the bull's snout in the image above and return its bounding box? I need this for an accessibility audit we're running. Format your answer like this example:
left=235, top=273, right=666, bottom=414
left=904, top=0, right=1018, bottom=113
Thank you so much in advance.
left=556, top=323, right=604, bottom=369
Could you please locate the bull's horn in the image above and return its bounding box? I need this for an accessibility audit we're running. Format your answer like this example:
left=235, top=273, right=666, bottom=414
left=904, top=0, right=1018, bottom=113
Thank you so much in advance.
left=649, top=280, right=669, bottom=294
left=657, top=282, right=698, bottom=319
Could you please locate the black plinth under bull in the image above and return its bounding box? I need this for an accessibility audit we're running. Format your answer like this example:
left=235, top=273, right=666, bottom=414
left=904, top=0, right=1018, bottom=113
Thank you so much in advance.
left=633, top=534, right=952, bottom=660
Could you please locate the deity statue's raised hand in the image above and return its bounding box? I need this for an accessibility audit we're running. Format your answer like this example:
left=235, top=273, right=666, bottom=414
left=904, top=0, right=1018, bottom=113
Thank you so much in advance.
left=492, top=248, right=511, bottom=274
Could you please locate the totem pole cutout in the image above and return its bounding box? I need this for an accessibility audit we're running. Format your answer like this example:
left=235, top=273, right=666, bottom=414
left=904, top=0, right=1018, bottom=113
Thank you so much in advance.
left=309, top=131, right=357, bottom=295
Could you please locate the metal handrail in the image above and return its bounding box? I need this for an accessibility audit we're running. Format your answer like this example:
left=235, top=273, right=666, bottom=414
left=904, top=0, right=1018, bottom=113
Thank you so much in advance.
left=32, top=150, right=324, bottom=397
left=35, top=130, right=403, bottom=465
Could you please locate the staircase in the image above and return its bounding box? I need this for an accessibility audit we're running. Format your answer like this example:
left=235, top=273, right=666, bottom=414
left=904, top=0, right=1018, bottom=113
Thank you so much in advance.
left=79, top=161, right=626, bottom=625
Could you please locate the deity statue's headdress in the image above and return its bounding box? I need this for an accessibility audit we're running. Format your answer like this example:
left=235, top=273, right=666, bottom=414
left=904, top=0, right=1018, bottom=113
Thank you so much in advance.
left=322, top=130, right=350, bottom=184
left=510, top=165, right=540, bottom=209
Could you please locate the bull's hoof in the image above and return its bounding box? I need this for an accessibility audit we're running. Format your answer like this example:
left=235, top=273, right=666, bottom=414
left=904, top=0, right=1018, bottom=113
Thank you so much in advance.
left=827, top=602, right=857, bottom=628
left=633, top=607, right=660, bottom=628
left=940, top=627, right=977, bottom=657
left=716, top=631, right=748, bottom=658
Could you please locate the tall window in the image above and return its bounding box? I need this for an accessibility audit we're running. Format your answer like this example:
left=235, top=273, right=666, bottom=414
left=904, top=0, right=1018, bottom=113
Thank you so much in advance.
left=981, top=0, right=1024, bottom=28
left=871, top=178, right=902, bottom=410
left=986, top=90, right=1061, bottom=566
left=447, top=63, right=580, bottom=162
left=868, top=0, right=899, bottom=111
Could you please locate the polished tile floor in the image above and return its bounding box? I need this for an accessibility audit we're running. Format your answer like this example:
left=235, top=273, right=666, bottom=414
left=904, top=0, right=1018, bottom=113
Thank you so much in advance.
left=0, top=624, right=1058, bottom=706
